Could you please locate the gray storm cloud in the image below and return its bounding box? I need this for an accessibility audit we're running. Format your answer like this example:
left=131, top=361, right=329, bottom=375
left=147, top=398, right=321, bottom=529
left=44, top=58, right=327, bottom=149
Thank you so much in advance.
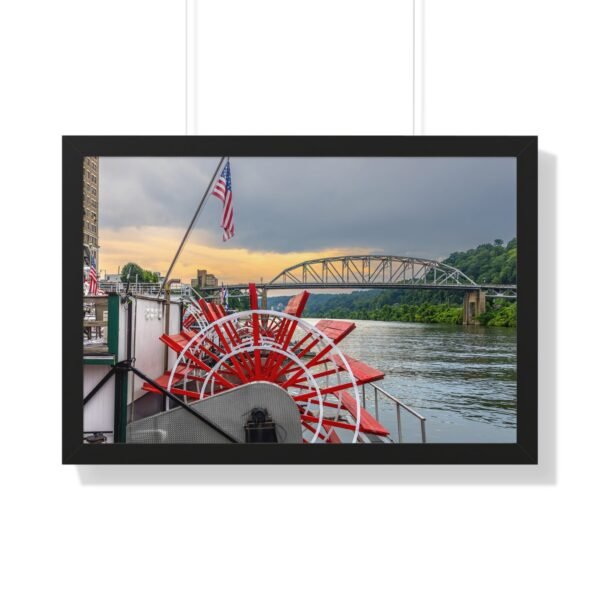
left=100, top=156, right=516, bottom=260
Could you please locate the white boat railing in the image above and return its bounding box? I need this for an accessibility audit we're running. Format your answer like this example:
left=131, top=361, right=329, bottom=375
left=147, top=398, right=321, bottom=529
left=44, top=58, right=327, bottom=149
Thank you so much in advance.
left=99, top=282, right=193, bottom=297
left=361, top=382, right=427, bottom=443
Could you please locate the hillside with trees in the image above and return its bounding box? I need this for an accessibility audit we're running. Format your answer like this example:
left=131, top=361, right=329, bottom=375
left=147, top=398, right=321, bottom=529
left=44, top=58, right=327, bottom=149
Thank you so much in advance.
left=444, top=238, right=517, bottom=284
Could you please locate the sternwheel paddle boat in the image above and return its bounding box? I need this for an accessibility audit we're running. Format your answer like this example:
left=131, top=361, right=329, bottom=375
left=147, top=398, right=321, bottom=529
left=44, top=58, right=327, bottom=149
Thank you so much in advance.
left=122, top=283, right=420, bottom=444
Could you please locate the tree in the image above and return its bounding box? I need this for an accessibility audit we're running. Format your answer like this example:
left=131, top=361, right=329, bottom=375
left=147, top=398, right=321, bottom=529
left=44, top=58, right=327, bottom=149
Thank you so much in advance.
left=120, top=262, right=144, bottom=282
left=120, top=262, right=158, bottom=283
left=444, top=238, right=516, bottom=285
left=143, top=269, right=159, bottom=283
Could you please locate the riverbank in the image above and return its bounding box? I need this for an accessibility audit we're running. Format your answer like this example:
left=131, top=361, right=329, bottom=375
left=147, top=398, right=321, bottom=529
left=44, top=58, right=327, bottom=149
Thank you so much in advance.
left=305, top=301, right=517, bottom=327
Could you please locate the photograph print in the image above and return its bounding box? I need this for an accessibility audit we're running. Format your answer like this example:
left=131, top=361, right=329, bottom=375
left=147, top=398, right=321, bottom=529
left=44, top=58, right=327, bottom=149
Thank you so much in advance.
left=77, top=139, right=526, bottom=456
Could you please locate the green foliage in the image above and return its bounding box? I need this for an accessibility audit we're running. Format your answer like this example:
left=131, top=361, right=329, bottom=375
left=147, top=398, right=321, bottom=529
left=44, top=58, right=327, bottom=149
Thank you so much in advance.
left=444, top=237, right=517, bottom=284
left=478, top=302, right=517, bottom=327
left=298, top=301, right=463, bottom=325
left=143, top=270, right=159, bottom=283
left=228, top=290, right=250, bottom=311
left=120, top=263, right=159, bottom=283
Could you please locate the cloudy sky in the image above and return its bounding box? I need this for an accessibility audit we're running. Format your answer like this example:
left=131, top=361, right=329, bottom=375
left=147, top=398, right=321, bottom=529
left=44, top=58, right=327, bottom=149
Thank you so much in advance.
left=98, top=156, right=516, bottom=283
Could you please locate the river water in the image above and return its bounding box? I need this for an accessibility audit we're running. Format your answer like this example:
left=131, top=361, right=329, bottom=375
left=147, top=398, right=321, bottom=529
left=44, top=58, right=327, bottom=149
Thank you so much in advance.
left=310, top=319, right=517, bottom=443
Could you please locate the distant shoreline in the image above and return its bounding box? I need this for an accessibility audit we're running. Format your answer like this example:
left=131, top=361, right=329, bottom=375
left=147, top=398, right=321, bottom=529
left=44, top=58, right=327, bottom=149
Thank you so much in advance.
left=303, top=301, right=517, bottom=328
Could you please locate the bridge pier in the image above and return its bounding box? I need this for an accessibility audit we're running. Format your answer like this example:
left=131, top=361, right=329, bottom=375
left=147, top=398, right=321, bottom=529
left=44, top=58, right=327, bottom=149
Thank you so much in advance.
left=463, top=290, right=486, bottom=325
left=261, top=287, right=268, bottom=310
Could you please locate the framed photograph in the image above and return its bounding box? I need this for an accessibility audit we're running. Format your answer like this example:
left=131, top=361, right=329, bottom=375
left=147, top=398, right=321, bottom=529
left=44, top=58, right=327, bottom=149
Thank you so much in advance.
left=63, top=136, right=537, bottom=464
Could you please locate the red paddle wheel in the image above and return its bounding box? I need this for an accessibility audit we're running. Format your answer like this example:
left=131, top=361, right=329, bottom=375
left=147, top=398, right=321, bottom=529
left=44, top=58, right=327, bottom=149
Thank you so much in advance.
left=143, top=284, right=390, bottom=443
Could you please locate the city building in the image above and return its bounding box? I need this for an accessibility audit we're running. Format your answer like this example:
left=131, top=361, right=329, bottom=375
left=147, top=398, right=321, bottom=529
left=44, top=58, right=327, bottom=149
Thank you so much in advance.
left=83, top=156, right=99, bottom=267
left=191, top=269, right=219, bottom=288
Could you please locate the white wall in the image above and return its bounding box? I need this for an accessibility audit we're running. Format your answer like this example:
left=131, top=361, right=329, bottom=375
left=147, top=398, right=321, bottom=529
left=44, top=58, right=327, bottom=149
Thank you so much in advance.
left=130, top=297, right=169, bottom=401
left=3, top=2, right=598, bottom=600
left=129, top=296, right=182, bottom=401
left=83, top=365, right=114, bottom=433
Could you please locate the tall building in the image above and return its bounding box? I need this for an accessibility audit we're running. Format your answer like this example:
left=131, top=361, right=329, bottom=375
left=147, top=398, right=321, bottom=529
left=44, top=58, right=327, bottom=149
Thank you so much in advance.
left=83, top=156, right=100, bottom=268
left=191, top=269, right=219, bottom=288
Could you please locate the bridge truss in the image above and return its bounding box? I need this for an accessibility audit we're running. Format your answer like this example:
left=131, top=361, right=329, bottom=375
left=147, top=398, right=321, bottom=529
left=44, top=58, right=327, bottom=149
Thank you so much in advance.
left=198, top=255, right=517, bottom=299
left=270, top=255, right=478, bottom=289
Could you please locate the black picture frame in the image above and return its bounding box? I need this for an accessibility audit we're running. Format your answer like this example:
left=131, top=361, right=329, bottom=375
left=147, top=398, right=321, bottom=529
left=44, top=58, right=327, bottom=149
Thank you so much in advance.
left=63, top=135, right=537, bottom=465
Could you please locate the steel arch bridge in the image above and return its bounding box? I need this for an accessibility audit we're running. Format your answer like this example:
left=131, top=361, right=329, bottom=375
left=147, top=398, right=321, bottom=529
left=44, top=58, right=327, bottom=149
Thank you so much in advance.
left=199, top=255, right=517, bottom=299
left=270, top=255, right=479, bottom=289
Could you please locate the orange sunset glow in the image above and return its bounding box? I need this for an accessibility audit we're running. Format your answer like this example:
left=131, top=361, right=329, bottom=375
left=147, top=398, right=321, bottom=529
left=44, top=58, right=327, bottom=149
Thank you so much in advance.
left=99, top=225, right=374, bottom=284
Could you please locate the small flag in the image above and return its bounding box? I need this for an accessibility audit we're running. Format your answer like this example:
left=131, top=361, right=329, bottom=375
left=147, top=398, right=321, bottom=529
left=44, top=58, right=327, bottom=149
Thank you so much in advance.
left=211, top=159, right=234, bottom=241
left=89, top=257, right=98, bottom=295
left=219, top=284, right=229, bottom=310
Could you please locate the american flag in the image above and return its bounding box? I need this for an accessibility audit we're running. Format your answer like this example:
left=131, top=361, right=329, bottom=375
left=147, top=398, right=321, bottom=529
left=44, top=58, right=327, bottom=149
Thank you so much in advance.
left=89, top=257, right=98, bottom=295
left=211, top=159, right=234, bottom=241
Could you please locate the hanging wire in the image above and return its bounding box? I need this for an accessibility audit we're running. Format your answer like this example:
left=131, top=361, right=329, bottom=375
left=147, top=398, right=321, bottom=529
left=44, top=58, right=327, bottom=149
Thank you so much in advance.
left=185, top=1, right=421, bottom=136
left=413, top=0, right=416, bottom=135
left=185, top=0, right=188, bottom=134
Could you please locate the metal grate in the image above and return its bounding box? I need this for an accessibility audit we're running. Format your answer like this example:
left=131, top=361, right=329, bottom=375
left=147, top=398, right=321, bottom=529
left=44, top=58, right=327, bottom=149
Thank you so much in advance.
left=127, top=381, right=303, bottom=444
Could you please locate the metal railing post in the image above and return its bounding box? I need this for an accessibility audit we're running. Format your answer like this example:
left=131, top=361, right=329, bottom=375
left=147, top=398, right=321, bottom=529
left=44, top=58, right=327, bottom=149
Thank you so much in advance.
left=367, top=382, right=427, bottom=444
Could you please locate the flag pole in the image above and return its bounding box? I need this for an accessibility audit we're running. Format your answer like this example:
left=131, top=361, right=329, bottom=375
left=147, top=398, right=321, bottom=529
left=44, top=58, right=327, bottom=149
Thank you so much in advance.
left=159, top=156, right=227, bottom=296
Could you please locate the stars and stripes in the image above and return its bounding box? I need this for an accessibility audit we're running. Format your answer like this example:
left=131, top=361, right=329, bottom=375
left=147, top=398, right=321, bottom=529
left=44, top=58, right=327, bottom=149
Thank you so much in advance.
left=88, top=257, right=98, bottom=295
left=211, top=159, right=234, bottom=241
